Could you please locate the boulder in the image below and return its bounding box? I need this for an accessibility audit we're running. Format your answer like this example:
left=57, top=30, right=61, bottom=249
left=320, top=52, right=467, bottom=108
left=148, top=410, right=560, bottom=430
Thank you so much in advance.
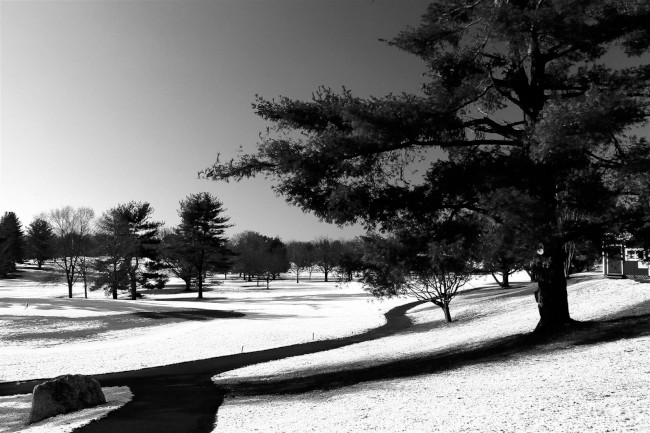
left=28, top=374, right=106, bottom=424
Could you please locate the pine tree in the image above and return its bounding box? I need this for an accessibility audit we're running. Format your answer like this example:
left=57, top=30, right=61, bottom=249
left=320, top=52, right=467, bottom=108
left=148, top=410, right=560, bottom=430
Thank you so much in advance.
left=204, top=1, right=650, bottom=332
left=26, top=218, right=55, bottom=270
left=0, top=212, right=25, bottom=276
left=177, top=193, right=232, bottom=299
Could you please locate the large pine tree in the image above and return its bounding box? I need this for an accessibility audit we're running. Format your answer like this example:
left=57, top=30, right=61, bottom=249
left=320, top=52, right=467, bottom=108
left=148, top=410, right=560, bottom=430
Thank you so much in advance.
left=204, top=1, right=650, bottom=332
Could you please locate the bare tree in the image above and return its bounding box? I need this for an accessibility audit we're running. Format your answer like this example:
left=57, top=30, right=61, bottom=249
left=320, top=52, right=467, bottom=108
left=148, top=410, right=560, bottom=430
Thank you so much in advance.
left=48, top=206, right=95, bottom=298
left=286, top=241, right=314, bottom=283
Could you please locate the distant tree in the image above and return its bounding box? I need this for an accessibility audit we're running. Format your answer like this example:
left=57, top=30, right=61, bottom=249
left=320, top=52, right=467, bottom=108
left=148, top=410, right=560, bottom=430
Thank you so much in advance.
left=230, top=231, right=289, bottom=288
left=362, top=231, right=476, bottom=323
left=177, top=193, right=232, bottom=299
left=159, top=229, right=195, bottom=291
left=336, top=239, right=365, bottom=282
left=77, top=234, right=97, bottom=298
left=93, top=202, right=164, bottom=300
left=48, top=206, right=95, bottom=298
left=259, top=236, right=290, bottom=288
left=286, top=241, right=314, bottom=283
left=0, top=237, right=12, bottom=278
left=478, top=189, right=537, bottom=288
left=313, top=237, right=342, bottom=282
left=230, top=231, right=265, bottom=282
left=0, top=212, right=24, bottom=276
left=26, top=218, right=55, bottom=270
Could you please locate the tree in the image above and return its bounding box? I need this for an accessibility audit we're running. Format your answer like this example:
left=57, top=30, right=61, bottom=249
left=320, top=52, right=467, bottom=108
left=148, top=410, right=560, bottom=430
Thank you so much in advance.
left=336, top=238, right=365, bottom=282
left=477, top=188, right=537, bottom=288
left=48, top=206, right=95, bottom=298
left=26, top=218, right=55, bottom=270
left=0, top=212, right=24, bottom=276
left=362, top=231, right=476, bottom=323
left=259, top=236, right=290, bottom=288
left=177, top=193, right=232, bottom=299
left=203, top=1, right=650, bottom=332
left=313, top=237, right=342, bottom=282
left=93, top=202, right=164, bottom=300
left=230, top=231, right=289, bottom=288
left=159, top=229, right=195, bottom=291
left=286, top=241, right=315, bottom=283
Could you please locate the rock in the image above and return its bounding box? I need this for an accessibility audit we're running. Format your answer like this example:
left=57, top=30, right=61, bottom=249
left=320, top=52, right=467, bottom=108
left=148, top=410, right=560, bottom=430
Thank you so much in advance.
left=28, top=374, right=106, bottom=424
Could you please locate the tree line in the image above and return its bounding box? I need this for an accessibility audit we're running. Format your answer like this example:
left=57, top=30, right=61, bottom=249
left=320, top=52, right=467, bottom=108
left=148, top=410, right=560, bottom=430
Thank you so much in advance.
left=0, top=193, right=231, bottom=300
left=0, top=194, right=371, bottom=297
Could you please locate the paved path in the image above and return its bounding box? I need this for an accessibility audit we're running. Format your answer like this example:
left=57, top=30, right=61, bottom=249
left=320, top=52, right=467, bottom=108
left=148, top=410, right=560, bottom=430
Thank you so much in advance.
left=0, top=300, right=422, bottom=433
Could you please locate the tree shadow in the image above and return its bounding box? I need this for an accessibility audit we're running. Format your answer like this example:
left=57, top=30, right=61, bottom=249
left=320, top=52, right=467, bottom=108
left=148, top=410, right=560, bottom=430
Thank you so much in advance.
left=2, top=309, right=245, bottom=343
left=219, top=312, right=650, bottom=397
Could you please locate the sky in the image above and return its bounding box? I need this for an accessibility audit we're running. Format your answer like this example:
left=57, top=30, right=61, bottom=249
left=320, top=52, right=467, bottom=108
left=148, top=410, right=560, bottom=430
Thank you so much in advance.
left=0, top=0, right=431, bottom=241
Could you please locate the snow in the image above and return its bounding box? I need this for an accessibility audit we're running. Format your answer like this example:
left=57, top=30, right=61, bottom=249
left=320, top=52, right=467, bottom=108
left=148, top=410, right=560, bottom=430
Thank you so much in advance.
left=3, top=268, right=650, bottom=432
left=0, top=387, right=132, bottom=433
left=0, top=272, right=404, bottom=382
left=214, top=336, right=650, bottom=433
left=213, top=274, right=650, bottom=432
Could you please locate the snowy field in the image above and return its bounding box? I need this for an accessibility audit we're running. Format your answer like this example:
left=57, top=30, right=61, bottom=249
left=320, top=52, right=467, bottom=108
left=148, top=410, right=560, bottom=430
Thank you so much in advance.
left=213, top=275, right=650, bottom=433
left=0, top=268, right=404, bottom=382
left=2, top=267, right=650, bottom=432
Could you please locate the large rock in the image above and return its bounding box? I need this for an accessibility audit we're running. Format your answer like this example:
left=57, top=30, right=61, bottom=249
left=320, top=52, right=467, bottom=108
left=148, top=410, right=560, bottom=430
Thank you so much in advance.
left=28, top=374, right=106, bottom=424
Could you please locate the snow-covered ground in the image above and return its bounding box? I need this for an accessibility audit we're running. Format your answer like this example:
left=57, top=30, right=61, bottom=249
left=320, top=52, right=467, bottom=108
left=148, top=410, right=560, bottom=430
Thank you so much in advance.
left=213, top=275, right=650, bottom=432
left=0, top=269, right=405, bottom=382
left=3, top=268, right=649, bottom=432
left=0, top=387, right=131, bottom=433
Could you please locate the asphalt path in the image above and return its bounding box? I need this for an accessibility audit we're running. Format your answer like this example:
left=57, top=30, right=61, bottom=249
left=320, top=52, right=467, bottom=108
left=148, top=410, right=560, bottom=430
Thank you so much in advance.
left=0, top=300, right=422, bottom=433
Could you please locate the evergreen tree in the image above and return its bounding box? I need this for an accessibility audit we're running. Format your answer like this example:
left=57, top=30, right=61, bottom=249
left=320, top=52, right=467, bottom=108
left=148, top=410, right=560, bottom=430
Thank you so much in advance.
left=177, top=193, right=232, bottom=299
left=204, top=1, right=650, bottom=332
left=26, top=218, right=55, bottom=270
left=0, top=212, right=25, bottom=275
left=93, top=202, right=164, bottom=300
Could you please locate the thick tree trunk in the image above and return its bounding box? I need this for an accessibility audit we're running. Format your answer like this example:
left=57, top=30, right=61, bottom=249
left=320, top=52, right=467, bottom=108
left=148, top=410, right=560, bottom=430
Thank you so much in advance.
left=533, top=245, right=572, bottom=332
left=502, top=271, right=509, bottom=288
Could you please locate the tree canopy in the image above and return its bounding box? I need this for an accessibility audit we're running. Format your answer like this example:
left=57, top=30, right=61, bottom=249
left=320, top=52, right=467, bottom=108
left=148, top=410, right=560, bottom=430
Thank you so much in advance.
left=203, top=0, right=650, bottom=331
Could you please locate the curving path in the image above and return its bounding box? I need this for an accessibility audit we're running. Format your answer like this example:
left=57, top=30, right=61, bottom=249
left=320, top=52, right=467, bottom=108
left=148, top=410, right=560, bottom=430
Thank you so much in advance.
left=0, top=300, right=423, bottom=433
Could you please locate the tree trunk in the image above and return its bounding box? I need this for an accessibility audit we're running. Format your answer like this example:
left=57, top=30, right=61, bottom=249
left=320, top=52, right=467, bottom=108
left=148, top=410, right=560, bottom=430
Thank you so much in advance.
left=502, top=271, right=509, bottom=288
left=324, top=269, right=328, bottom=282
left=198, top=266, right=203, bottom=299
left=128, top=257, right=138, bottom=300
left=441, top=303, right=452, bottom=323
left=184, top=279, right=191, bottom=291
left=533, top=245, right=572, bottom=332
